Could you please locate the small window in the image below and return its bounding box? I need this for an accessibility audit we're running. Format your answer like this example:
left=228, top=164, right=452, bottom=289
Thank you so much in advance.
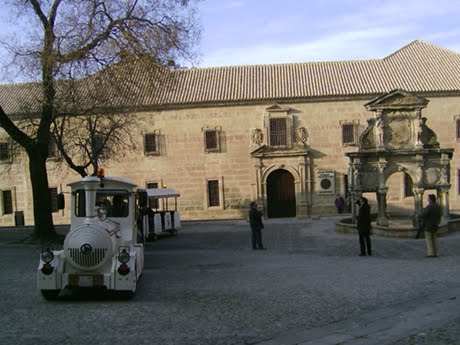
left=269, top=118, right=287, bottom=146
left=342, top=123, right=355, bottom=145
left=2, top=190, right=13, bottom=215
left=207, top=180, right=220, bottom=207
left=50, top=188, right=58, bottom=213
left=146, top=182, right=159, bottom=209
left=404, top=173, right=414, bottom=197
left=204, top=130, right=220, bottom=152
left=144, top=133, right=158, bottom=155
left=456, top=118, right=460, bottom=141
left=0, top=142, right=10, bottom=161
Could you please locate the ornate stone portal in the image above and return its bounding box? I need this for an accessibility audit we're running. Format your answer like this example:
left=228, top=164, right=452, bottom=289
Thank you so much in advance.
left=346, top=89, right=454, bottom=226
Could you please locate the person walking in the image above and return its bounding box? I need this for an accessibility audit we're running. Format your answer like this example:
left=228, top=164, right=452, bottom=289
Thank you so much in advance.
left=249, top=201, right=265, bottom=250
left=356, top=197, right=372, bottom=256
left=418, top=194, right=442, bottom=257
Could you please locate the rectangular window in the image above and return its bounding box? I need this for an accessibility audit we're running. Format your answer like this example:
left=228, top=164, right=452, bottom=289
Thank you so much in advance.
left=204, top=130, right=220, bottom=152
left=147, top=182, right=159, bottom=209
left=0, top=142, right=10, bottom=161
left=456, top=118, right=460, bottom=141
left=342, top=123, right=355, bottom=145
left=2, top=190, right=13, bottom=215
left=50, top=187, right=58, bottom=213
left=207, top=180, right=220, bottom=207
left=144, top=133, right=158, bottom=155
left=75, top=190, right=86, bottom=217
left=269, top=118, right=287, bottom=146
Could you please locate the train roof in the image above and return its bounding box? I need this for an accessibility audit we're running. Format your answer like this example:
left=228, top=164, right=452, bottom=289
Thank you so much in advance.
left=67, top=175, right=138, bottom=190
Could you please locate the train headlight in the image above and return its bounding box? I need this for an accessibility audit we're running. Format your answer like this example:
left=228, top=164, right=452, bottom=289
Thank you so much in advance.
left=41, top=249, right=54, bottom=264
left=118, top=249, right=130, bottom=264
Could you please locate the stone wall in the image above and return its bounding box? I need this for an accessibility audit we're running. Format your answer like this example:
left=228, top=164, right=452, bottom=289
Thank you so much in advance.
left=0, top=94, right=459, bottom=226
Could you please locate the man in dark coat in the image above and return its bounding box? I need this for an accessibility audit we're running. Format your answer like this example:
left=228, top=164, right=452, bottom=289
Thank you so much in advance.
left=335, top=194, right=345, bottom=214
left=249, top=201, right=265, bottom=250
left=356, top=197, right=372, bottom=256
left=418, top=194, right=442, bottom=257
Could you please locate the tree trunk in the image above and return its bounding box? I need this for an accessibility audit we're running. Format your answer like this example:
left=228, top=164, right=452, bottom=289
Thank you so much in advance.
left=28, top=148, right=57, bottom=241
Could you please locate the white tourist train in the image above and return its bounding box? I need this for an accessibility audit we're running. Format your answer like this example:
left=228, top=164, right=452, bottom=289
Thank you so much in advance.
left=37, top=170, right=151, bottom=300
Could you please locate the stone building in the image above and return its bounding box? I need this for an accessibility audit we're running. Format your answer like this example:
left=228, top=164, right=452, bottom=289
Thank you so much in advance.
left=0, top=40, right=460, bottom=226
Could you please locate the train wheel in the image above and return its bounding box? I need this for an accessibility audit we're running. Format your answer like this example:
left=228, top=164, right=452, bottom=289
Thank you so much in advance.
left=41, top=289, right=60, bottom=300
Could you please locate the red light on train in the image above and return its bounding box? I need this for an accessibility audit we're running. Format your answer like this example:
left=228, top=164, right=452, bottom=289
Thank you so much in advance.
left=97, top=167, right=105, bottom=178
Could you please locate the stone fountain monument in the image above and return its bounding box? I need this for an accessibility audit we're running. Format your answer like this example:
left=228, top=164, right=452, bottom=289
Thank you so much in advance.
left=344, top=89, right=454, bottom=236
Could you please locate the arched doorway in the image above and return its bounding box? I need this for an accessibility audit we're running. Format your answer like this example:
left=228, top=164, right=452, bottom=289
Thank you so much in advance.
left=267, top=169, right=296, bottom=218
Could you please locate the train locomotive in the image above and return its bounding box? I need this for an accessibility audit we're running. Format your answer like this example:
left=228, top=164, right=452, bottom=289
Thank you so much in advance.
left=37, top=171, right=147, bottom=300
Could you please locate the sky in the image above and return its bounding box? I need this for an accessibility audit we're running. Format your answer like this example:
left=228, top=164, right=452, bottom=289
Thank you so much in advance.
left=0, top=0, right=459, bottom=80
left=191, top=0, right=460, bottom=68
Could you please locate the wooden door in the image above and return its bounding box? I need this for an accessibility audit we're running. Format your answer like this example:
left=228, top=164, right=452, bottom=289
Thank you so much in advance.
left=267, top=169, right=296, bottom=218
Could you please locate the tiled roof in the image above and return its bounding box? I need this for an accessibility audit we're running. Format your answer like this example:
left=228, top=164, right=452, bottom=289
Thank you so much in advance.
left=1, top=40, right=459, bottom=114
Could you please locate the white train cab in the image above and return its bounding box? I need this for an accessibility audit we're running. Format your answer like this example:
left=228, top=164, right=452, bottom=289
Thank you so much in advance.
left=38, top=170, right=147, bottom=300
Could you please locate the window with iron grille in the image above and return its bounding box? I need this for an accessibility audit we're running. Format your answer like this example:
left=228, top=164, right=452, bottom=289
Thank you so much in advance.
left=2, top=190, right=13, bottom=215
left=144, top=133, right=158, bottom=155
left=50, top=187, right=58, bottom=213
left=93, top=134, right=106, bottom=159
left=0, top=142, right=10, bottom=161
left=404, top=173, right=414, bottom=197
left=147, top=182, right=159, bottom=209
left=269, top=118, right=287, bottom=146
left=207, top=180, right=220, bottom=207
left=456, top=118, right=460, bottom=141
left=204, top=130, right=220, bottom=152
left=342, top=123, right=355, bottom=145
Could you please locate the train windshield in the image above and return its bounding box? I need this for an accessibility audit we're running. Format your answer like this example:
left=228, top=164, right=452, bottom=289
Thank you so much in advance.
left=75, top=190, right=129, bottom=218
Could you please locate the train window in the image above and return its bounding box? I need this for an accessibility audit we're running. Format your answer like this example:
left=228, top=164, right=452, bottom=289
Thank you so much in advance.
left=74, top=190, right=129, bottom=218
left=75, top=190, right=86, bottom=217
left=96, top=191, right=129, bottom=217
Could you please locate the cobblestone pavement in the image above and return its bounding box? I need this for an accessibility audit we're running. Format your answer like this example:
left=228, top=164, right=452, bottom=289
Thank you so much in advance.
left=1, top=217, right=460, bottom=345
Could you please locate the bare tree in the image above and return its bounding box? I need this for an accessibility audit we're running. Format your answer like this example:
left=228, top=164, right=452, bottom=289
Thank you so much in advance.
left=0, top=0, right=200, bottom=241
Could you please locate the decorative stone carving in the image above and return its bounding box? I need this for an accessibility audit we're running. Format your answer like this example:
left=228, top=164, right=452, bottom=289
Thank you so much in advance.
left=418, top=117, right=439, bottom=148
left=296, top=127, right=308, bottom=145
left=251, top=128, right=263, bottom=146
left=359, top=119, right=375, bottom=149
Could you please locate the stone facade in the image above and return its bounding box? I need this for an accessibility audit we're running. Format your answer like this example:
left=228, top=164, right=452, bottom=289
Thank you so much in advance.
left=1, top=40, right=460, bottom=226
left=1, top=94, right=460, bottom=226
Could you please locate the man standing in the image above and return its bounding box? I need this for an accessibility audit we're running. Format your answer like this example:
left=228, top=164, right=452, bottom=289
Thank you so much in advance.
left=356, top=197, right=372, bottom=256
left=418, top=194, right=442, bottom=257
left=249, top=202, right=265, bottom=250
left=335, top=194, right=345, bottom=214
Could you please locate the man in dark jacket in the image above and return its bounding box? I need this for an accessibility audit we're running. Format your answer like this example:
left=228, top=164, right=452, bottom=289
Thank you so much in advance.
left=249, top=201, right=265, bottom=250
left=418, top=194, right=442, bottom=257
left=356, top=197, right=372, bottom=256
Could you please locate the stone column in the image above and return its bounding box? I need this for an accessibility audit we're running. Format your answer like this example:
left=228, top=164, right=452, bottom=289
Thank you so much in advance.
left=413, top=187, right=424, bottom=214
left=438, top=188, right=450, bottom=223
left=297, top=156, right=309, bottom=217
left=439, top=153, right=451, bottom=222
left=376, top=158, right=389, bottom=226
left=377, top=187, right=389, bottom=226
left=255, top=160, right=265, bottom=213
left=351, top=158, right=362, bottom=224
